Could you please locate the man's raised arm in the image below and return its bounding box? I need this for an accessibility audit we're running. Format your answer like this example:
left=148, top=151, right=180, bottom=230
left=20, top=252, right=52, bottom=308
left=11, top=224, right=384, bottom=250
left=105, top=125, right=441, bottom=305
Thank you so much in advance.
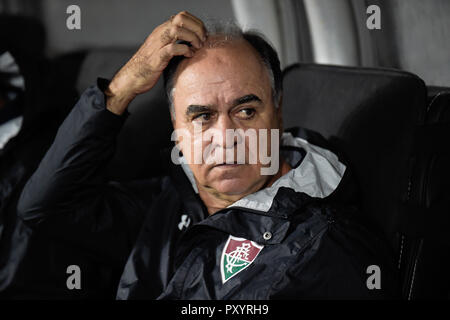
left=17, top=11, right=207, bottom=224
left=105, top=11, right=206, bottom=115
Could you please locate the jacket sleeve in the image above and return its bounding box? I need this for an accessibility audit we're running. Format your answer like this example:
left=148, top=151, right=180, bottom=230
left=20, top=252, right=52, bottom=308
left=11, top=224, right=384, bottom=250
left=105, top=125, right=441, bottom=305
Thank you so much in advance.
left=16, top=84, right=153, bottom=262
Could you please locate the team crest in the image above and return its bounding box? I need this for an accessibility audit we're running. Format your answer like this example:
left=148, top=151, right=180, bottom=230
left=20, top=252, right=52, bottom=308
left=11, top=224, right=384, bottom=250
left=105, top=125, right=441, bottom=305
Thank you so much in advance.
left=220, top=235, right=264, bottom=284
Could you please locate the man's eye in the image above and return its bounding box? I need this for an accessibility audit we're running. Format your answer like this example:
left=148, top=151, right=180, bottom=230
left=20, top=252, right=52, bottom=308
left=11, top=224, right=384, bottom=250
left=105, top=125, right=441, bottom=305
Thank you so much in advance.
left=193, top=113, right=211, bottom=122
left=236, top=108, right=255, bottom=119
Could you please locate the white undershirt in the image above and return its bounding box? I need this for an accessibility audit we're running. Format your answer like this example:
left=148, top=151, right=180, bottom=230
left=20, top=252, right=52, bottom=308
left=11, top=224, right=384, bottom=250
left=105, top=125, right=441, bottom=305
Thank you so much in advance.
left=0, top=116, right=23, bottom=149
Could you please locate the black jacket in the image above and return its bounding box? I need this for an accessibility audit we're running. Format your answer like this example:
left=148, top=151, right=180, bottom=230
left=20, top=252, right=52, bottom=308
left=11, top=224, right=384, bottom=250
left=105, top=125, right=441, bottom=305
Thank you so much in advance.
left=16, top=85, right=400, bottom=299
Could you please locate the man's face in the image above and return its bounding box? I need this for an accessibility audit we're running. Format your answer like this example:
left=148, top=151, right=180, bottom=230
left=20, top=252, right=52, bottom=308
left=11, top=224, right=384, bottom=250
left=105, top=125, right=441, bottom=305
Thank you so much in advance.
left=171, top=37, right=282, bottom=197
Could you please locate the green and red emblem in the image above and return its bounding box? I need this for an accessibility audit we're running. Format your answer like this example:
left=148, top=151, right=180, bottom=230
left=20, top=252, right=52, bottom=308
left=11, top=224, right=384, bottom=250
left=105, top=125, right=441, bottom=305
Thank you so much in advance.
left=220, top=235, right=264, bottom=284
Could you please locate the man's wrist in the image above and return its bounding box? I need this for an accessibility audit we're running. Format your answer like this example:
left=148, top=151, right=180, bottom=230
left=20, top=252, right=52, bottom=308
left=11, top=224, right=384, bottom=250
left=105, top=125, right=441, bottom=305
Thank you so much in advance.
left=104, top=77, right=136, bottom=115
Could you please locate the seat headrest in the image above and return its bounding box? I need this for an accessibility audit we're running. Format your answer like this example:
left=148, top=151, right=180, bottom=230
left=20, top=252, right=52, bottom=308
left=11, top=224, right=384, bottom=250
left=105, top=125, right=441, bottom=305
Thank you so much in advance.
left=427, top=89, right=450, bottom=123
left=77, top=49, right=173, bottom=180
left=282, top=63, right=427, bottom=240
left=402, top=89, right=450, bottom=243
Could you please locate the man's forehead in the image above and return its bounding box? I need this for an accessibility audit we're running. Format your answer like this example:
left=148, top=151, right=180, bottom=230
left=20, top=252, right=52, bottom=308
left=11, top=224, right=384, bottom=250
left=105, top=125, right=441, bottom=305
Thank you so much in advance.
left=175, top=77, right=267, bottom=110
left=172, top=41, right=271, bottom=106
left=175, top=39, right=267, bottom=84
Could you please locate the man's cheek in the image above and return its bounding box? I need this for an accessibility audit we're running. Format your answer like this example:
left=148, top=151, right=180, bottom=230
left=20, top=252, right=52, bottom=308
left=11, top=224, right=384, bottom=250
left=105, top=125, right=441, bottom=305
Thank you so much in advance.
left=175, top=135, right=202, bottom=165
left=258, top=128, right=280, bottom=176
left=189, top=164, right=203, bottom=182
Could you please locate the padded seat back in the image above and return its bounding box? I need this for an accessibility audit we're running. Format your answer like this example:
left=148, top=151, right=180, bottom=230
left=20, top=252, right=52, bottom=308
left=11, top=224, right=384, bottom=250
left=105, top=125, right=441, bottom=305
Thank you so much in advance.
left=401, top=89, right=450, bottom=299
left=282, top=63, right=427, bottom=250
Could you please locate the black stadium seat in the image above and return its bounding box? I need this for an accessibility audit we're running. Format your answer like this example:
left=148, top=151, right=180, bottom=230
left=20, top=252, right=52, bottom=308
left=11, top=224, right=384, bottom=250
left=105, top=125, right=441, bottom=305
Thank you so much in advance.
left=401, top=89, right=450, bottom=299
left=282, top=63, right=428, bottom=298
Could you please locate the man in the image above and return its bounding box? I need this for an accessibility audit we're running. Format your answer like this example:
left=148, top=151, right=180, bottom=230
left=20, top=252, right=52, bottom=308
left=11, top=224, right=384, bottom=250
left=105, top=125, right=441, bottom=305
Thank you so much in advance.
left=16, top=12, right=398, bottom=299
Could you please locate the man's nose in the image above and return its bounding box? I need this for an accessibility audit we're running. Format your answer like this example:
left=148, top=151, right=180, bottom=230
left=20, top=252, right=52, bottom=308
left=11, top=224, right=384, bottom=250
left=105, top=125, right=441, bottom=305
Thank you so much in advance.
left=211, top=115, right=238, bottom=149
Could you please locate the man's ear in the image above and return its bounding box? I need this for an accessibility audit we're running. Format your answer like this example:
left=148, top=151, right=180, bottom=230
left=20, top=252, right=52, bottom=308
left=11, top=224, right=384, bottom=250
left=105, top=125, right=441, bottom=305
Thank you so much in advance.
left=170, top=108, right=176, bottom=129
left=277, top=93, right=283, bottom=133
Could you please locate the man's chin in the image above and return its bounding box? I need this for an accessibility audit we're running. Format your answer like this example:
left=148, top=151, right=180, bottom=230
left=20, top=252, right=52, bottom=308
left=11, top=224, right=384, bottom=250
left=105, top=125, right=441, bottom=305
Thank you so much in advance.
left=209, top=176, right=264, bottom=198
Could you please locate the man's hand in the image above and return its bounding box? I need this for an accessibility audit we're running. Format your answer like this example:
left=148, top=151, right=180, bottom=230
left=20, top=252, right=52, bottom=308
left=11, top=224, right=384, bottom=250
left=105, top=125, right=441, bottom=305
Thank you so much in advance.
left=106, top=11, right=207, bottom=115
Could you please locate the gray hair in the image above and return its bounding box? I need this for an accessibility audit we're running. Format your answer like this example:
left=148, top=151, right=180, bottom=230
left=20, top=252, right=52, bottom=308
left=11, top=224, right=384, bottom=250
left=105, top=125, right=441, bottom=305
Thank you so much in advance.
left=163, top=20, right=283, bottom=118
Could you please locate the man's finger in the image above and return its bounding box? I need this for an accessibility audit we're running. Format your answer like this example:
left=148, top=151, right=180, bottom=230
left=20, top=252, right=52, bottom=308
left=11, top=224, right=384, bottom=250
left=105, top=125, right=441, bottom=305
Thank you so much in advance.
left=159, top=43, right=193, bottom=64
left=169, top=25, right=204, bottom=49
left=180, top=11, right=206, bottom=30
left=182, top=12, right=207, bottom=40
left=172, top=12, right=207, bottom=42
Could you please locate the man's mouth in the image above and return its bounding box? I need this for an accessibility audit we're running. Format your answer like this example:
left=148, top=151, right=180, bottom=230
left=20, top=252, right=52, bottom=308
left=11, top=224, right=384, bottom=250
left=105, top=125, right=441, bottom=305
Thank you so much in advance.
left=212, top=162, right=242, bottom=169
left=215, top=163, right=240, bottom=167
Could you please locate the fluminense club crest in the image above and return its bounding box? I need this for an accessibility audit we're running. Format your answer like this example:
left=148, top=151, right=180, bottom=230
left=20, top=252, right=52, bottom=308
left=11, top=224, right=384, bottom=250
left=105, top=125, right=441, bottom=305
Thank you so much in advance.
left=220, top=235, right=264, bottom=284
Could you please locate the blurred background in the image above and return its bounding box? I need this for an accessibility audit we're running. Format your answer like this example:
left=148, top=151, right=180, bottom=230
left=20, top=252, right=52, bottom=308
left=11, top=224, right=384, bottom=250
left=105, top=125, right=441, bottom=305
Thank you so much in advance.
left=1, top=0, right=449, bottom=86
